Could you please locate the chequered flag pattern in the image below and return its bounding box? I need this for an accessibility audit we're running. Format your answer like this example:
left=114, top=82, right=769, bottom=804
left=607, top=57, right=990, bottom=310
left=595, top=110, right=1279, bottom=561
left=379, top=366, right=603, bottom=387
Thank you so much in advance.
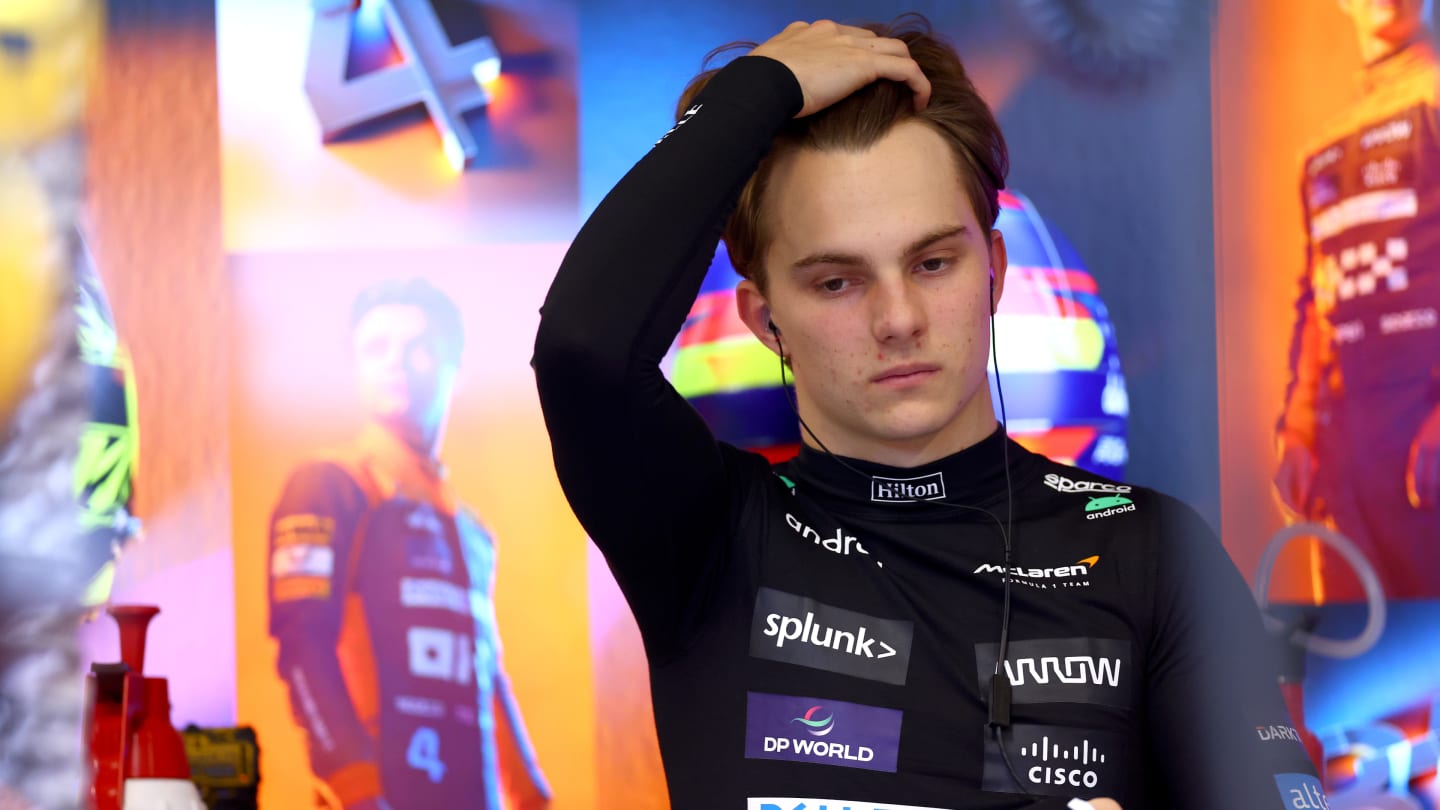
left=1316, top=236, right=1410, bottom=314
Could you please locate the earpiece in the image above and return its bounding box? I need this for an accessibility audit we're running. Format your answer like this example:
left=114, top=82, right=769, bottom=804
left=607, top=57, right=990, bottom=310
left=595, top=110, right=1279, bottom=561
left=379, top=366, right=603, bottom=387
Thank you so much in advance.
left=768, top=319, right=787, bottom=366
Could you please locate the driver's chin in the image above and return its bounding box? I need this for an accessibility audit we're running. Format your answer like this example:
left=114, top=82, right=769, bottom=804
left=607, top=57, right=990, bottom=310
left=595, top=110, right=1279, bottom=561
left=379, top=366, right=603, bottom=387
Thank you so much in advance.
left=374, top=410, right=425, bottom=439
left=865, top=404, right=952, bottom=446
left=1381, top=18, right=1422, bottom=43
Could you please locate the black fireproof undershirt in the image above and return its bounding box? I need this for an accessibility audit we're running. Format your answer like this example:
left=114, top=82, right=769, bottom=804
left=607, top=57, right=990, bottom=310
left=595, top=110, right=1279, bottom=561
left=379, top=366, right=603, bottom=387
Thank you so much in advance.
left=533, top=55, right=1321, bottom=810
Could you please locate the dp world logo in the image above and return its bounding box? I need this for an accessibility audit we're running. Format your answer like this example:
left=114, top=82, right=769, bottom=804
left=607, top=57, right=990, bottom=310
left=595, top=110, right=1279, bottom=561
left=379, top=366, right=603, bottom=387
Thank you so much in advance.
left=745, top=692, right=902, bottom=772
left=1085, top=495, right=1135, bottom=520
left=791, top=706, right=835, bottom=737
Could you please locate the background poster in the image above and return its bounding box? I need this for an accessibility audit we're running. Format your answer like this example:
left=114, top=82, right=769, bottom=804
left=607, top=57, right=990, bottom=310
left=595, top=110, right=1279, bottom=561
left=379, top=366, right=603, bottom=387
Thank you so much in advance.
left=219, top=1, right=591, bottom=806
left=1214, top=0, right=1440, bottom=804
left=228, top=249, right=594, bottom=809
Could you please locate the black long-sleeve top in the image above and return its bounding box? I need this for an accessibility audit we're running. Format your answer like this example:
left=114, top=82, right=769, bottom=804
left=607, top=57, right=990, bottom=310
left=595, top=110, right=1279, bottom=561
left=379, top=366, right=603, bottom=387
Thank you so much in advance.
left=533, top=55, right=1324, bottom=810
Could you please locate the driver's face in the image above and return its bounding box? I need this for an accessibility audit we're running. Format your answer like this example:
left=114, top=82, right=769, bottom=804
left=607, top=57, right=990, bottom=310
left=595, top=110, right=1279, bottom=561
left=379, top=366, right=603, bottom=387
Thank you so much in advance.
left=1340, top=0, right=1426, bottom=45
left=352, top=303, right=456, bottom=436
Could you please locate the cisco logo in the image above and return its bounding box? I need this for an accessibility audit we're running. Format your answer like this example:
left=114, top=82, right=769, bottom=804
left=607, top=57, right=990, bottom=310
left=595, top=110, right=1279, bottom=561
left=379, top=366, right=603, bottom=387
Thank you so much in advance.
left=982, top=724, right=1123, bottom=798
left=1019, top=735, right=1106, bottom=789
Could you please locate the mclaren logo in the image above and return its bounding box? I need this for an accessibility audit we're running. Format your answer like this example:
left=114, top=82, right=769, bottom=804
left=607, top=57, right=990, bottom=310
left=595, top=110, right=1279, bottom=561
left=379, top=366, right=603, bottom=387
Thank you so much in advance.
left=973, top=556, right=1099, bottom=589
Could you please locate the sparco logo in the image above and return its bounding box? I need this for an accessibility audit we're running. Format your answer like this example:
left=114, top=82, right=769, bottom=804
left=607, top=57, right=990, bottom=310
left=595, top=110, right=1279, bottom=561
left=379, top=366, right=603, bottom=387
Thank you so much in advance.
left=870, top=472, right=945, bottom=502
left=975, top=638, right=1131, bottom=708
left=1043, top=473, right=1132, bottom=494
left=973, top=556, right=1099, bottom=589
left=1257, top=724, right=1302, bottom=743
left=751, top=588, right=914, bottom=685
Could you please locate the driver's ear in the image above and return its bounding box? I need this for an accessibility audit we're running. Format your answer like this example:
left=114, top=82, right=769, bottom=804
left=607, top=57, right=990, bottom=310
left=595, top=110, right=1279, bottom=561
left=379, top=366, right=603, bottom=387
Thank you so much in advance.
left=736, top=279, right=781, bottom=357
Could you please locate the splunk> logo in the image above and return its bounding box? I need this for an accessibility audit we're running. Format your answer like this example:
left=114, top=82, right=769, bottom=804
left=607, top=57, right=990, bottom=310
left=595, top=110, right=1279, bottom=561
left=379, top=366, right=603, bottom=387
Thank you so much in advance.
left=763, top=612, right=899, bottom=659
left=791, top=706, right=835, bottom=737
left=750, top=588, right=914, bottom=685
left=1085, top=495, right=1135, bottom=520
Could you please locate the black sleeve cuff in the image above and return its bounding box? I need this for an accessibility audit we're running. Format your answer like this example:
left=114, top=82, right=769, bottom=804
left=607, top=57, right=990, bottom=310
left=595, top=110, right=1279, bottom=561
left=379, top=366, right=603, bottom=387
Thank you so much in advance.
left=694, top=55, right=804, bottom=125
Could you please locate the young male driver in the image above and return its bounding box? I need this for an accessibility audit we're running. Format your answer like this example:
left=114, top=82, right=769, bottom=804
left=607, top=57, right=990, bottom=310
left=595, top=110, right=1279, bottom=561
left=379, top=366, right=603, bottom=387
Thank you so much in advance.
left=535, top=16, right=1324, bottom=810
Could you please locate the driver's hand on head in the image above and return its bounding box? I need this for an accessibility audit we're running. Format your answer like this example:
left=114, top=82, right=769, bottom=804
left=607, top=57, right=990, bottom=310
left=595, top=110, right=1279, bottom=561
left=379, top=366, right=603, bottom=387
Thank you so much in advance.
left=751, top=19, right=931, bottom=117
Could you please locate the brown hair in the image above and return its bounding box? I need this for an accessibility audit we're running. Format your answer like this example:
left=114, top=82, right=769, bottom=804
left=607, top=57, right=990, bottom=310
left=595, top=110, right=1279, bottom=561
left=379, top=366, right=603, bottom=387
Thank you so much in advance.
left=676, top=14, right=1009, bottom=292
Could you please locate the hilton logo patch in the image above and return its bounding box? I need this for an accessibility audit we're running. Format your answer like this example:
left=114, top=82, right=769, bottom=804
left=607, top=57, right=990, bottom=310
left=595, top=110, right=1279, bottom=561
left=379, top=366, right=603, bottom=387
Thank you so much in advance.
left=870, top=472, right=945, bottom=503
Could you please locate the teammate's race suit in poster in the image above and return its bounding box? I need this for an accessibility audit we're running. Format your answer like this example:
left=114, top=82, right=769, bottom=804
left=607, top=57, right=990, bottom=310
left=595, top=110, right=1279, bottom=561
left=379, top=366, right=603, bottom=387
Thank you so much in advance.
left=1281, top=41, right=1440, bottom=601
left=267, top=425, right=549, bottom=809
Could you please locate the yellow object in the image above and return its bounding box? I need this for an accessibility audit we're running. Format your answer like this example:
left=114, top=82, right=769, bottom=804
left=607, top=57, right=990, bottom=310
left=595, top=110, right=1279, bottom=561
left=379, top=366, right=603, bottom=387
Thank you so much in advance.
left=0, top=155, right=62, bottom=429
left=0, top=0, right=102, bottom=147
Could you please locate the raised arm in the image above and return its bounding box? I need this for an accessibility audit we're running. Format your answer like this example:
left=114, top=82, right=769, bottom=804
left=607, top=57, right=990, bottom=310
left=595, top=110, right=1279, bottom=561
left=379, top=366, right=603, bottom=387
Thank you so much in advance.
left=533, top=22, right=932, bottom=650
left=531, top=54, right=801, bottom=648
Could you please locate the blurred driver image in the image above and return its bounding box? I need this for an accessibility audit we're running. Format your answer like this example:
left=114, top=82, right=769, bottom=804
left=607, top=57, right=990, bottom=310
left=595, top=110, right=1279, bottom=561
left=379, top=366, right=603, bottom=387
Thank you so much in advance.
left=267, top=278, right=550, bottom=810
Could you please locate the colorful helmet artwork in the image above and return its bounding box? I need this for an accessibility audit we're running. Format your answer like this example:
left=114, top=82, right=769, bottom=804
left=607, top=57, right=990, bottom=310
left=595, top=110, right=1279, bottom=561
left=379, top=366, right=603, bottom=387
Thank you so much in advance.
left=74, top=234, right=141, bottom=607
left=668, top=189, right=1129, bottom=478
left=0, top=0, right=102, bottom=149
left=0, top=156, right=61, bottom=431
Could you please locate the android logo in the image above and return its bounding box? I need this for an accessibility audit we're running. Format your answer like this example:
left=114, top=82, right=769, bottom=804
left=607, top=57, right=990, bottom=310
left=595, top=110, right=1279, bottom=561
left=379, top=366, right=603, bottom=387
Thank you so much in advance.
left=1086, top=495, right=1133, bottom=512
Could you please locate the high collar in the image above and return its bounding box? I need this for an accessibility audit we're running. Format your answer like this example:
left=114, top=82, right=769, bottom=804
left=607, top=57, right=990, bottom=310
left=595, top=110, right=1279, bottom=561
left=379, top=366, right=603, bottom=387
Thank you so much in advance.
left=353, top=422, right=455, bottom=511
left=1361, top=39, right=1436, bottom=94
left=784, top=423, right=1041, bottom=513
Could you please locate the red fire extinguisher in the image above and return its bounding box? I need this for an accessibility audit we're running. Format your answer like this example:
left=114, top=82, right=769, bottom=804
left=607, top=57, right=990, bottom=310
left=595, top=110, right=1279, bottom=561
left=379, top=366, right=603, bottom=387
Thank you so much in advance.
left=83, top=605, right=205, bottom=810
